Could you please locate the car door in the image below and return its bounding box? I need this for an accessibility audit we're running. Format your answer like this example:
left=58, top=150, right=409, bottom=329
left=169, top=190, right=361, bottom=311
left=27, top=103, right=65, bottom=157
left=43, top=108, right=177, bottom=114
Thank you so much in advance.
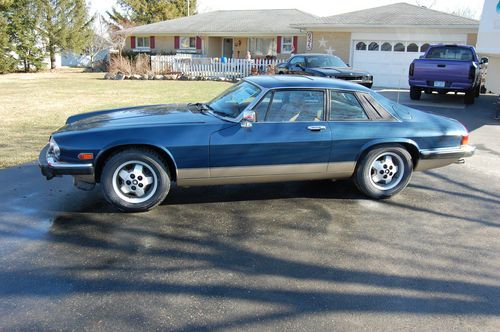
left=209, top=89, right=332, bottom=180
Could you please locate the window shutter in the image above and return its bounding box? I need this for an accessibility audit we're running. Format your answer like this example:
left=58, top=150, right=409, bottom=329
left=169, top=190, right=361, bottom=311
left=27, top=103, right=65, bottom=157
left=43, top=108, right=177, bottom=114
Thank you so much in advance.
left=293, top=36, right=298, bottom=53
left=196, top=36, right=202, bottom=50
left=131, top=36, right=136, bottom=49
left=174, top=36, right=179, bottom=49
left=276, top=36, right=282, bottom=54
left=150, top=36, right=155, bottom=49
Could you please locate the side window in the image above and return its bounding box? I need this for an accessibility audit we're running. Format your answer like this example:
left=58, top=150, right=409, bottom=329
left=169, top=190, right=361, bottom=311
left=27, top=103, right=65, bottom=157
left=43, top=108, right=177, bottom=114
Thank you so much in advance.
left=264, top=90, right=324, bottom=122
left=289, top=56, right=306, bottom=67
left=330, top=91, right=369, bottom=121
left=252, top=91, right=272, bottom=121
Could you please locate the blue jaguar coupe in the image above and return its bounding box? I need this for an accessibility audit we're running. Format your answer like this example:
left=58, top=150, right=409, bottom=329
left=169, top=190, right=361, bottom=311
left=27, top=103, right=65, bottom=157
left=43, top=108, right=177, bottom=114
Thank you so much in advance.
left=39, top=76, right=475, bottom=212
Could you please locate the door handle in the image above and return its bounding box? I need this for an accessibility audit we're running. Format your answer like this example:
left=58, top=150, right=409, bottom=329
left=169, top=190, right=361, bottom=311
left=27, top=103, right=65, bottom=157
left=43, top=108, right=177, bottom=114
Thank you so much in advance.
left=437, top=64, right=446, bottom=68
left=307, top=125, right=326, bottom=131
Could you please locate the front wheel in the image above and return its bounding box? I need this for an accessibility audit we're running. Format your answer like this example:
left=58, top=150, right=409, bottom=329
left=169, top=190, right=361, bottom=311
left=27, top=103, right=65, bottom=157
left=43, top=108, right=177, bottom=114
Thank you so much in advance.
left=354, top=146, right=413, bottom=199
left=409, top=87, right=421, bottom=100
left=101, top=149, right=171, bottom=212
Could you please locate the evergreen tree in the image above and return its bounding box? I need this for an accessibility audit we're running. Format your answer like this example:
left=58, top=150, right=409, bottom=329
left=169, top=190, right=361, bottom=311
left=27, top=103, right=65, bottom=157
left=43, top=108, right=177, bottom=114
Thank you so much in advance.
left=37, top=0, right=92, bottom=69
left=0, top=0, right=16, bottom=73
left=117, top=0, right=197, bottom=25
left=7, top=0, right=45, bottom=72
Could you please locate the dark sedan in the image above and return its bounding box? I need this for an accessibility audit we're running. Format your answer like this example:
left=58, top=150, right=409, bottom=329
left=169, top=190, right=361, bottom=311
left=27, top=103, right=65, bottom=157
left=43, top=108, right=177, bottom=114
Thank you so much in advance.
left=39, top=76, right=474, bottom=212
left=276, top=54, right=373, bottom=88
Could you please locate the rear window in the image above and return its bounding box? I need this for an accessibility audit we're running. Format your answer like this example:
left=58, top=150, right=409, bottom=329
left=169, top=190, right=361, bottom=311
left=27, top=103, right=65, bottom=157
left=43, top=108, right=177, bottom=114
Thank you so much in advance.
left=425, top=47, right=473, bottom=61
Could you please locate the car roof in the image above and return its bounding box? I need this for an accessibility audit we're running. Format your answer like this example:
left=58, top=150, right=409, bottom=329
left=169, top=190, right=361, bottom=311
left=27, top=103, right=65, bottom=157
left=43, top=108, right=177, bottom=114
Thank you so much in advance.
left=244, top=75, right=371, bottom=92
left=292, top=53, right=339, bottom=57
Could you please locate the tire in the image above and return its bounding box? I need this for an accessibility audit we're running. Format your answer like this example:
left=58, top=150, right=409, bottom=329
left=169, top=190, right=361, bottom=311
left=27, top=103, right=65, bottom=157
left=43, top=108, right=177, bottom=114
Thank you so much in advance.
left=365, top=83, right=373, bottom=89
left=438, top=90, right=447, bottom=95
left=354, top=145, right=413, bottom=199
left=409, top=87, right=421, bottom=100
left=475, top=85, right=480, bottom=98
left=101, top=148, right=171, bottom=212
left=464, top=89, right=475, bottom=105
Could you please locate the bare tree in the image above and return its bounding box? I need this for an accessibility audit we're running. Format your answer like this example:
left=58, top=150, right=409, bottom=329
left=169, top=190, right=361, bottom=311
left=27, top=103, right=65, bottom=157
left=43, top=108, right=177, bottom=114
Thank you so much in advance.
left=86, top=13, right=112, bottom=69
left=449, top=7, right=478, bottom=19
left=415, top=0, right=437, bottom=8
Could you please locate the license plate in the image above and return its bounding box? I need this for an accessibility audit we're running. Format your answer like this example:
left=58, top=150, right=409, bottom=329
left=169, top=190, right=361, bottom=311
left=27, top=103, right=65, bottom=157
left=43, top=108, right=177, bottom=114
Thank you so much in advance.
left=434, top=81, right=446, bottom=88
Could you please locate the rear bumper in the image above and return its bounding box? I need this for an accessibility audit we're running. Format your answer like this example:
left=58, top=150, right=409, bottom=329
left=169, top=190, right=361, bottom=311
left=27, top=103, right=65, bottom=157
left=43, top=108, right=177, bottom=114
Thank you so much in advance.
left=409, top=79, right=473, bottom=91
left=39, top=144, right=94, bottom=180
left=420, top=145, right=475, bottom=160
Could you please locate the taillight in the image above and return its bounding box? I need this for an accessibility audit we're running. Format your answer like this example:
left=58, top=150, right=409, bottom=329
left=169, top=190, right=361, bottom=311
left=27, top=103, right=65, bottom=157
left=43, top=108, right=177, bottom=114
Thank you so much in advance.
left=468, top=65, right=475, bottom=80
left=409, top=63, right=415, bottom=76
left=461, top=134, right=469, bottom=146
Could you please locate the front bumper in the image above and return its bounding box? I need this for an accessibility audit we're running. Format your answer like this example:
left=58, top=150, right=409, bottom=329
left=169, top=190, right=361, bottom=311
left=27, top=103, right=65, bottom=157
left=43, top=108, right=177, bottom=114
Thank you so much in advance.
left=420, top=145, right=476, bottom=160
left=39, top=144, right=94, bottom=180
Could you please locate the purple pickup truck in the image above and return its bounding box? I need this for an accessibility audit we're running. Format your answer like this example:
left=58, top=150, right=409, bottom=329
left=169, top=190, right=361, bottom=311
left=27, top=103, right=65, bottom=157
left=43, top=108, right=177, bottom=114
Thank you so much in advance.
left=409, top=45, right=486, bottom=105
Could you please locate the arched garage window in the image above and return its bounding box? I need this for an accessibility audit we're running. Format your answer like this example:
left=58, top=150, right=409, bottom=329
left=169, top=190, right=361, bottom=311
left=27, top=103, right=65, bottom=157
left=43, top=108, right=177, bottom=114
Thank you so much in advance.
left=394, top=43, right=405, bottom=52
left=381, top=42, right=392, bottom=51
left=356, top=42, right=367, bottom=50
left=368, top=42, right=379, bottom=51
left=407, top=43, right=419, bottom=52
left=420, top=43, right=430, bottom=52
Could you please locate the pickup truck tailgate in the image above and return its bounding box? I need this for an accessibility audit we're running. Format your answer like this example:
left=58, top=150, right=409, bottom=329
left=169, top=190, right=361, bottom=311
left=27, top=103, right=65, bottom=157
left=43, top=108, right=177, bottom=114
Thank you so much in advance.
left=412, top=59, right=472, bottom=84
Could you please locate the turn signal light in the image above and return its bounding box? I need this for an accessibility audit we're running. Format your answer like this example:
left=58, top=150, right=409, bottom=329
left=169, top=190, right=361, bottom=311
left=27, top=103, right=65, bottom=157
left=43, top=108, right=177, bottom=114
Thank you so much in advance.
left=78, top=153, right=94, bottom=160
left=461, top=135, right=469, bottom=146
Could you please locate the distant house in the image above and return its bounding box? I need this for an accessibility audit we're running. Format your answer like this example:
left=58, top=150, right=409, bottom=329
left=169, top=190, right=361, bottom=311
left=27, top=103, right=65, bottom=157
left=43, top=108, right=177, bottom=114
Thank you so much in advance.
left=124, top=3, right=479, bottom=87
left=123, top=9, right=316, bottom=59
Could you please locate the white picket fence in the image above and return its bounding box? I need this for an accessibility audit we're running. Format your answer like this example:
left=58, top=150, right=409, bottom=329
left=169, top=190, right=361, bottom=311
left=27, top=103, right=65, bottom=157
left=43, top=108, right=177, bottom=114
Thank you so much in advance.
left=151, top=55, right=280, bottom=79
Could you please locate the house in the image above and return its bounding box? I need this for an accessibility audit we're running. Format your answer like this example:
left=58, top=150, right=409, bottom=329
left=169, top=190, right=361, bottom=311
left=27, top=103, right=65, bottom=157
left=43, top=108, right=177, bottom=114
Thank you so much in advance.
left=123, top=9, right=316, bottom=59
left=293, top=3, right=479, bottom=87
left=123, top=3, right=479, bottom=87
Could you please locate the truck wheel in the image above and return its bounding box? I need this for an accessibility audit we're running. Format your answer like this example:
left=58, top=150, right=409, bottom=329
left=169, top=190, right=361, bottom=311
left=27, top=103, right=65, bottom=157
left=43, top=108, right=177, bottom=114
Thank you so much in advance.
left=354, top=145, right=413, bottom=199
left=410, top=87, right=421, bottom=100
left=475, top=85, right=480, bottom=97
left=101, top=149, right=171, bottom=212
left=464, top=89, right=475, bottom=105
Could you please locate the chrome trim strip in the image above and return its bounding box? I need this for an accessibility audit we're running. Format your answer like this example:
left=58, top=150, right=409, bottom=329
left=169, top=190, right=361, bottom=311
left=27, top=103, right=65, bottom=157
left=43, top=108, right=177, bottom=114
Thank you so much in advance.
left=176, top=161, right=356, bottom=187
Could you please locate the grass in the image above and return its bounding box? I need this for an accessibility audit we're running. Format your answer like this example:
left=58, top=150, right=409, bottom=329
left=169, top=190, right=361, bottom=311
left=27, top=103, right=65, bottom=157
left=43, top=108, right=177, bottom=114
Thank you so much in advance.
left=0, top=71, right=231, bottom=168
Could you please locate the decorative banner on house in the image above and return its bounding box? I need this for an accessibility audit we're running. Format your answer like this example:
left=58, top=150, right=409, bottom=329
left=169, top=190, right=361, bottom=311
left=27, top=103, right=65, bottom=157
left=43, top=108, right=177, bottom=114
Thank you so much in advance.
left=306, top=32, right=313, bottom=51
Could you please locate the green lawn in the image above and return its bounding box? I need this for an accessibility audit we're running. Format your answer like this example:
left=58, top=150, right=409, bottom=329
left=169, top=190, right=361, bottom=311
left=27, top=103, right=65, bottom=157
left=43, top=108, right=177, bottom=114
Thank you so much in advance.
left=0, top=71, right=231, bottom=168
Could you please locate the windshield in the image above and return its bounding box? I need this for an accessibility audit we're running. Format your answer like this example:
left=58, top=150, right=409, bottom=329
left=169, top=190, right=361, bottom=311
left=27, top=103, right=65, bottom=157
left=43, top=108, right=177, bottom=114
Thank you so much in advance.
left=208, top=81, right=261, bottom=118
left=425, top=47, right=474, bottom=61
left=307, top=55, right=347, bottom=68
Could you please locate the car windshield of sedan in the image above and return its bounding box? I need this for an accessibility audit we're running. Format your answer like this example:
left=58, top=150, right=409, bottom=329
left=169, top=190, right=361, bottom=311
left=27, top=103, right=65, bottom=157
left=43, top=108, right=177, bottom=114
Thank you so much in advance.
left=208, top=81, right=262, bottom=118
left=307, top=55, right=347, bottom=68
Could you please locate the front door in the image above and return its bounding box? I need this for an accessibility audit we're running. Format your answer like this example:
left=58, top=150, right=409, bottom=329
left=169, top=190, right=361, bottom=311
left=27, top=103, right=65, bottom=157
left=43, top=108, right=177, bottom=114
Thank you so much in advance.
left=209, top=89, right=331, bottom=179
left=223, top=38, right=233, bottom=58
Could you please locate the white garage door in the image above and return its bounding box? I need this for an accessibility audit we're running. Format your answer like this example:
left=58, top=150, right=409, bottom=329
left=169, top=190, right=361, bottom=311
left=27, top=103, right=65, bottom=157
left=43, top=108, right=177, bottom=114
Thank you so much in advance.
left=352, top=41, right=459, bottom=88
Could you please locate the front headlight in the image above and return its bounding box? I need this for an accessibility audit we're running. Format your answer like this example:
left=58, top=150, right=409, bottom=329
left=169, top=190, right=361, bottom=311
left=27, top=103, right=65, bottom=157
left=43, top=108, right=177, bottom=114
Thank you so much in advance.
left=48, top=137, right=60, bottom=159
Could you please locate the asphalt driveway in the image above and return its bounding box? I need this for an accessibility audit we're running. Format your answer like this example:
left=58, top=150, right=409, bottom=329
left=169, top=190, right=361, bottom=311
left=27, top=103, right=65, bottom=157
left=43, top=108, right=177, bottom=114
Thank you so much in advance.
left=0, top=91, right=499, bottom=331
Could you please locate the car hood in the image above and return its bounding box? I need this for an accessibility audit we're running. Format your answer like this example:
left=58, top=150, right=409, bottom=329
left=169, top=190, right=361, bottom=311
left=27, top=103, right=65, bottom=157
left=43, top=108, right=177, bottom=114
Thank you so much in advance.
left=309, top=67, right=369, bottom=77
left=57, top=104, right=222, bottom=132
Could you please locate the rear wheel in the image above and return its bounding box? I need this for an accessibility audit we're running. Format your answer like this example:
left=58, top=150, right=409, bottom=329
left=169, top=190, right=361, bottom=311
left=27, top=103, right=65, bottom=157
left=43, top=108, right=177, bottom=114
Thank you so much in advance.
left=410, top=87, right=421, bottom=100
left=354, top=146, right=413, bottom=199
left=475, top=85, right=481, bottom=97
left=464, top=89, right=475, bottom=105
left=101, top=149, right=171, bottom=212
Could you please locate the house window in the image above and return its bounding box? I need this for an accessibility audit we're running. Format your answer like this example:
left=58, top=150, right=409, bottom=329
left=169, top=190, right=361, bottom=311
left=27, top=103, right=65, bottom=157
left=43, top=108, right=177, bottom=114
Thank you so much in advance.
left=381, top=42, right=392, bottom=51
left=394, top=43, right=405, bottom=52
left=420, top=43, right=430, bottom=52
left=281, top=37, right=294, bottom=54
left=407, top=43, right=419, bottom=52
left=180, top=36, right=196, bottom=49
left=368, top=42, right=379, bottom=51
left=136, top=37, right=150, bottom=48
left=249, top=38, right=276, bottom=56
left=356, top=42, right=367, bottom=50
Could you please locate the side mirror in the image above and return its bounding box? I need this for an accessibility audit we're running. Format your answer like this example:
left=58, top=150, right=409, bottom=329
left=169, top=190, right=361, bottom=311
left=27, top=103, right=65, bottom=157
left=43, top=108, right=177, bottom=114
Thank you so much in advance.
left=419, top=55, right=424, bottom=59
left=241, top=110, right=256, bottom=128
left=480, top=57, right=488, bottom=64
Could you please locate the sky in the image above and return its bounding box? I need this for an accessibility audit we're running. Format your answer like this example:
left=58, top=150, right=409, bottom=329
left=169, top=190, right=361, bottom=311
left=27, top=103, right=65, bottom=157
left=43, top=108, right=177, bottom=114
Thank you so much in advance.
left=88, top=0, right=485, bottom=19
